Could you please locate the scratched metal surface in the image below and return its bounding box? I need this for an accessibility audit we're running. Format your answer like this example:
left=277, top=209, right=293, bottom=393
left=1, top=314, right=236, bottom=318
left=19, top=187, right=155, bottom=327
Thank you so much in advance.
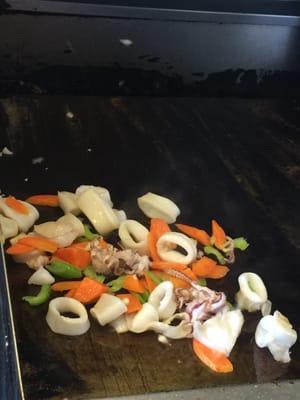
left=0, top=96, right=300, bottom=399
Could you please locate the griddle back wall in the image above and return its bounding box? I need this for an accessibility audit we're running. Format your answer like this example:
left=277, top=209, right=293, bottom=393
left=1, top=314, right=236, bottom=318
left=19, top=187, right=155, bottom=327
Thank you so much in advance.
left=0, top=10, right=300, bottom=96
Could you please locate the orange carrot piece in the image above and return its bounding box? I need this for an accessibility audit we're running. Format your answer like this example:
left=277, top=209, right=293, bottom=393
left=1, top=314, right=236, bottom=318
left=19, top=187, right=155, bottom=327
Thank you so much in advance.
left=208, top=265, right=230, bottom=279
left=18, top=236, right=58, bottom=253
left=148, top=218, right=171, bottom=261
left=192, top=257, right=217, bottom=277
left=5, top=196, right=29, bottom=215
left=139, top=278, right=149, bottom=291
left=151, top=261, right=186, bottom=272
left=117, top=294, right=142, bottom=314
left=65, top=288, right=78, bottom=298
left=54, top=247, right=91, bottom=269
left=182, top=267, right=197, bottom=281
left=157, top=272, right=190, bottom=289
left=51, top=281, right=81, bottom=292
left=26, top=194, right=59, bottom=207
left=123, top=275, right=145, bottom=293
left=69, top=277, right=108, bottom=304
left=211, top=220, right=226, bottom=249
left=6, top=243, right=35, bottom=255
left=192, top=339, right=233, bottom=373
left=145, top=273, right=157, bottom=292
left=176, top=223, right=210, bottom=246
left=69, top=241, right=90, bottom=250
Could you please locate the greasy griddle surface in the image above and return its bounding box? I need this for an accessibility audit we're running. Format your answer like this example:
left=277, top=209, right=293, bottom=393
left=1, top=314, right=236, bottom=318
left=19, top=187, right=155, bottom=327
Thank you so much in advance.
left=1, top=96, right=300, bottom=399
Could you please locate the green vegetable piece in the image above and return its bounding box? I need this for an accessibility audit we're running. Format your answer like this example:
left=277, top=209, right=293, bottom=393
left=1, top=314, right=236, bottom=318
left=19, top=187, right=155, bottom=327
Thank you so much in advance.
left=145, top=271, right=162, bottom=285
left=204, top=246, right=226, bottom=264
left=22, top=284, right=51, bottom=306
left=233, top=237, right=249, bottom=251
left=130, top=292, right=146, bottom=304
left=198, top=278, right=207, bottom=286
left=46, top=260, right=82, bottom=279
left=83, top=266, right=105, bottom=283
left=83, top=224, right=99, bottom=241
left=108, top=276, right=125, bottom=293
left=140, top=290, right=150, bottom=303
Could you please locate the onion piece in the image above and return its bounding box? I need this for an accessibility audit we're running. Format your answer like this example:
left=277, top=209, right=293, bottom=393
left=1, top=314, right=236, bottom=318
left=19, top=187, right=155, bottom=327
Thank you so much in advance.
left=235, top=272, right=268, bottom=312
left=255, top=311, right=297, bottom=363
left=0, top=214, right=18, bottom=240
left=77, top=189, right=119, bottom=236
left=114, top=209, right=127, bottom=223
left=137, top=192, right=180, bottom=223
left=76, top=185, right=113, bottom=207
left=58, top=191, right=80, bottom=215
left=0, top=197, right=39, bottom=232
left=119, top=219, right=149, bottom=255
left=157, top=232, right=197, bottom=265
left=90, top=294, right=127, bottom=326
left=28, top=267, right=55, bottom=285
left=148, top=281, right=177, bottom=320
left=46, top=297, right=90, bottom=336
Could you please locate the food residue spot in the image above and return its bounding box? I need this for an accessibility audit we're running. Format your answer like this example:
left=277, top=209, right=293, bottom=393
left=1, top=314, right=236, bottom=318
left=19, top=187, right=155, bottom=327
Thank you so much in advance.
left=120, top=39, right=133, bottom=47
left=0, top=146, right=14, bottom=157
left=87, top=148, right=92, bottom=152
left=66, top=111, right=74, bottom=119
left=24, top=178, right=29, bottom=182
left=177, top=359, right=182, bottom=364
left=158, top=335, right=170, bottom=345
left=32, top=157, right=44, bottom=165
left=45, top=167, right=49, bottom=171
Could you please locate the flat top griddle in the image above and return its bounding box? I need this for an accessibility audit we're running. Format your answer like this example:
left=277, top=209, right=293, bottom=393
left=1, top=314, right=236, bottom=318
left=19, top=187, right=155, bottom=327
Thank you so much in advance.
left=0, top=96, right=299, bottom=399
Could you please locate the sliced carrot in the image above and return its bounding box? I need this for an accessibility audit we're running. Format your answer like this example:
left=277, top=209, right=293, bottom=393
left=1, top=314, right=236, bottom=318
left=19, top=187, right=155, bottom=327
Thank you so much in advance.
left=6, top=243, right=35, bottom=255
left=157, top=272, right=190, bottom=289
left=65, top=288, right=78, bottom=298
left=26, top=194, right=59, bottom=207
left=5, top=196, right=29, bottom=215
left=69, top=241, right=90, bottom=250
left=54, top=247, right=91, bottom=269
left=211, top=220, right=226, bottom=249
left=117, top=294, right=142, bottom=314
left=123, top=275, right=145, bottom=293
left=51, top=281, right=81, bottom=292
left=139, top=278, right=149, bottom=291
left=192, top=339, right=233, bottom=373
left=148, top=218, right=171, bottom=261
left=69, top=277, right=108, bottom=304
left=192, top=257, right=217, bottom=277
left=151, top=261, right=186, bottom=272
left=182, top=267, right=197, bottom=281
left=18, top=236, right=58, bottom=253
left=145, top=273, right=157, bottom=292
left=176, top=223, right=210, bottom=246
left=208, top=265, right=230, bottom=279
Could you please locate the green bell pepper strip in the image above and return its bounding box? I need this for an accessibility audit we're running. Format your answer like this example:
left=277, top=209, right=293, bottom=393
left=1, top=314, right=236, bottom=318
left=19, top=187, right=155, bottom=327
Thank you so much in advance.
left=204, top=246, right=226, bottom=264
left=198, top=278, right=207, bottom=286
left=145, top=271, right=162, bottom=285
left=76, top=224, right=100, bottom=242
left=46, top=260, right=82, bottom=279
left=22, top=284, right=51, bottom=306
left=107, top=276, right=125, bottom=293
left=83, top=266, right=105, bottom=283
left=130, top=291, right=147, bottom=304
left=140, top=290, right=149, bottom=303
left=233, top=237, right=249, bottom=251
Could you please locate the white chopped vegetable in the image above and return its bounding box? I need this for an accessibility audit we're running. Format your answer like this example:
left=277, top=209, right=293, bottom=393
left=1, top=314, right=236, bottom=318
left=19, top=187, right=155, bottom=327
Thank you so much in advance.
left=113, top=209, right=127, bottom=223
left=193, top=309, right=244, bottom=356
left=137, top=192, right=180, bottom=223
left=149, top=313, right=192, bottom=339
left=77, top=189, right=119, bottom=236
left=58, top=191, right=80, bottom=215
left=130, top=303, right=159, bottom=333
left=255, top=311, right=297, bottom=363
left=156, top=232, right=197, bottom=265
left=235, top=272, right=268, bottom=313
left=76, top=185, right=113, bottom=207
left=28, top=267, right=55, bottom=285
left=0, top=197, right=39, bottom=232
left=1, top=146, right=14, bottom=156
left=0, top=214, right=18, bottom=240
left=46, top=297, right=90, bottom=336
left=119, top=219, right=149, bottom=255
left=34, top=213, right=84, bottom=247
left=90, top=294, right=127, bottom=326
left=148, top=281, right=177, bottom=320
left=110, top=314, right=129, bottom=334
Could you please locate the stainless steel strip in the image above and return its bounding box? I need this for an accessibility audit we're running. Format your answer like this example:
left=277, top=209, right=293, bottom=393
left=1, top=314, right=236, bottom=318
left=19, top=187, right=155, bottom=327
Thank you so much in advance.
left=0, top=223, right=25, bottom=400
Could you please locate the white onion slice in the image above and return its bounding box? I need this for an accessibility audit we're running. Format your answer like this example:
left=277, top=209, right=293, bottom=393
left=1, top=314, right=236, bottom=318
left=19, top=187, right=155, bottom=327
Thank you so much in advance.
left=235, top=272, right=268, bottom=312
left=0, top=197, right=39, bottom=232
left=58, top=191, right=80, bottom=215
left=137, top=192, right=180, bottom=223
left=148, top=281, right=177, bottom=320
left=28, top=267, right=55, bottom=285
left=0, top=214, right=18, bottom=240
left=119, top=219, right=149, bottom=255
left=46, top=297, right=90, bottom=336
left=76, top=185, right=113, bottom=207
left=90, top=294, right=127, bottom=326
left=156, top=232, right=197, bottom=265
left=77, top=189, right=119, bottom=236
